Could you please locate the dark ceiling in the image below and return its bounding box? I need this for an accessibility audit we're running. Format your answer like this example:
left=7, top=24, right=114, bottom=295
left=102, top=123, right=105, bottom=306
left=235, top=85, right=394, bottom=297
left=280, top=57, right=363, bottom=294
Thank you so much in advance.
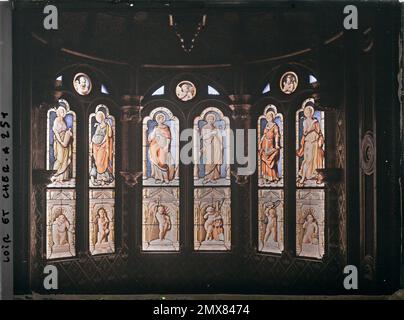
left=26, top=6, right=349, bottom=66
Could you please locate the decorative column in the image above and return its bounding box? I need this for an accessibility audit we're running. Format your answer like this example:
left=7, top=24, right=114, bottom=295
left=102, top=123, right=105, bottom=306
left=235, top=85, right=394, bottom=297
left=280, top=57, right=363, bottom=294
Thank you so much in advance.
left=119, top=95, right=143, bottom=254
left=229, top=94, right=252, bottom=185
left=120, top=94, right=143, bottom=186
left=228, top=94, right=252, bottom=257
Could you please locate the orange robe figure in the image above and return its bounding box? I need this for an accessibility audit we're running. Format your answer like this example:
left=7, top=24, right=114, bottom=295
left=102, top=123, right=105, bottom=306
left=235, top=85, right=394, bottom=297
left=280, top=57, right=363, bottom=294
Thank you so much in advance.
left=91, top=118, right=114, bottom=184
left=259, top=122, right=280, bottom=183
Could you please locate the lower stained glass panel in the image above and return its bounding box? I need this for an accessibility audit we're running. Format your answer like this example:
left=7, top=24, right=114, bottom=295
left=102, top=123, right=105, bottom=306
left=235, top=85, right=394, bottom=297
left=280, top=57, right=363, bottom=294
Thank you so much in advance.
left=89, top=189, right=115, bottom=255
left=258, top=189, right=284, bottom=254
left=194, top=187, right=231, bottom=251
left=46, top=189, right=76, bottom=259
left=296, top=189, right=325, bottom=259
left=142, top=188, right=180, bottom=251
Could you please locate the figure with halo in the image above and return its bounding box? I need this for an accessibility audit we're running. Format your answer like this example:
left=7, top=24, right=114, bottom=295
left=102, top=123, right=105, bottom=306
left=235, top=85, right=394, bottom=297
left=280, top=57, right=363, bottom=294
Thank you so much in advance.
left=201, top=113, right=223, bottom=184
left=259, top=110, right=281, bottom=184
left=51, top=103, right=73, bottom=183
left=296, top=101, right=325, bottom=186
left=148, top=112, right=176, bottom=184
left=90, top=109, right=114, bottom=186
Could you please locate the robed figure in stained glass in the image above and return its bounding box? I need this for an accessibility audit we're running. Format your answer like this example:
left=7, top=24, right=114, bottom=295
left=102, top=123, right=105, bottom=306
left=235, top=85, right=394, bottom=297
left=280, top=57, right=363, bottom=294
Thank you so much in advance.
left=296, top=101, right=325, bottom=186
left=259, top=111, right=280, bottom=184
left=148, top=113, right=176, bottom=183
left=90, top=109, right=114, bottom=186
left=51, top=105, right=73, bottom=183
left=201, top=113, right=223, bottom=184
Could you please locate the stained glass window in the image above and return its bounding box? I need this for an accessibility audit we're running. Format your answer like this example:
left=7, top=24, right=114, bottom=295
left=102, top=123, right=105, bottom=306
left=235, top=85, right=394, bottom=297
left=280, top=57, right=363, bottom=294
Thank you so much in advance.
left=47, top=99, right=76, bottom=188
left=142, top=188, right=180, bottom=251
left=194, top=188, right=231, bottom=251
left=257, top=105, right=284, bottom=254
left=258, top=190, right=284, bottom=253
left=142, top=107, right=180, bottom=251
left=46, top=189, right=76, bottom=259
left=296, top=189, right=325, bottom=259
left=89, top=189, right=115, bottom=254
left=46, top=99, right=77, bottom=259
left=296, top=98, right=325, bottom=259
left=296, top=98, right=325, bottom=187
left=88, top=104, right=116, bottom=255
left=193, top=107, right=231, bottom=186
left=258, top=105, right=283, bottom=187
left=143, top=107, right=179, bottom=186
left=193, top=107, right=231, bottom=251
left=89, top=105, right=115, bottom=188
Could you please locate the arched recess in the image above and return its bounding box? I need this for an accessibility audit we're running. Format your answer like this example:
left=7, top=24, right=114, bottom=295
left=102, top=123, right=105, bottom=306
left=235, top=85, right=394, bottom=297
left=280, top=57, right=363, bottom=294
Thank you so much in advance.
left=54, top=63, right=119, bottom=100
left=87, top=98, right=121, bottom=255
left=142, top=72, right=231, bottom=105
left=188, top=99, right=235, bottom=252
left=139, top=99, right=185, bottom=252
left=253, top=62, right=319, bottom=97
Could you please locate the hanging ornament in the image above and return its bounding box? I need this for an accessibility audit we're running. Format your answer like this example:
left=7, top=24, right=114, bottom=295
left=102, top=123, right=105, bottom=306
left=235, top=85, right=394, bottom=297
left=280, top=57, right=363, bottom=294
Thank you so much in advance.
left=169, top=14, right=207, bottom=54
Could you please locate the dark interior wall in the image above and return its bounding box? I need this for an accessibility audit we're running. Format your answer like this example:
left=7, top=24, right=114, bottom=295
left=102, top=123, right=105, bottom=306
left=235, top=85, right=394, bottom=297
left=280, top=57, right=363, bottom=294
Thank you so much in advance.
left=400, top=4, right=404, bottom=291
left=12, top=1, right=402, bottom=295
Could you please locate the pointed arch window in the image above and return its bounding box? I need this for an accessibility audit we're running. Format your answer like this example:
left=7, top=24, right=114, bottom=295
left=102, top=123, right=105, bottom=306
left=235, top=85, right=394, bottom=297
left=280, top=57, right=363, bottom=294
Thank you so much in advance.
left=257, top=98, right=327, bottom=260
left=46, top=99, right=77, bottom=259
left=295, top=98, right=325, bottom=259
left=193, top=107, right=231, bottom=251
left=257, top=105, right=284, bottom=254
left=142, top=107, right=180, bottom=251
left=88, top=104, right=116, bottom=255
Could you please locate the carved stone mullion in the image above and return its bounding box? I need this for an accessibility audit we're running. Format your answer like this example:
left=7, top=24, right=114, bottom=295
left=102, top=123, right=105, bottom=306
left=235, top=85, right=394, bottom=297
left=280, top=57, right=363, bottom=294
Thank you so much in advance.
left=229, top=94, right=252, bottom=123
left=229, top=94, right=252, bottom=185
left=120, top=171, right=142, bottom=188
left=120, top=95, right=144, bottom=123
left=120, top=95, right=144, bottom=175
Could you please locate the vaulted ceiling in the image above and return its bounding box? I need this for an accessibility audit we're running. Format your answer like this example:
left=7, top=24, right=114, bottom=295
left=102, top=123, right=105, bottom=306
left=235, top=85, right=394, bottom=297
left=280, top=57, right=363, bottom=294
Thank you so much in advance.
left=26, top=5, right=350, bottom=66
